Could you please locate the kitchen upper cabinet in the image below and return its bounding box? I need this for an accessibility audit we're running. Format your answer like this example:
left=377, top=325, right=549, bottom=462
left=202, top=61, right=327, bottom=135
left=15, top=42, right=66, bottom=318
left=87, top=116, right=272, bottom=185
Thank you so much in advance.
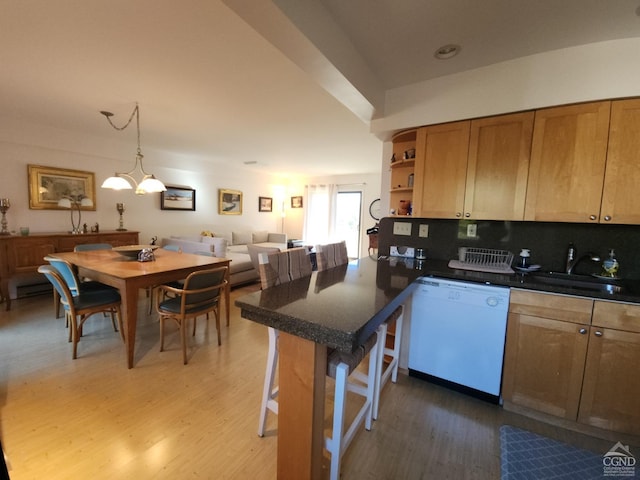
left=465, top=112, right=534, bottom=220
left=524, top=101, right=611, bottom=222
left=413, top=113, right=533, bottom=220
left=578, top=301, right=640, bottom=436
left=502, top=290, right=592, bottom=420
left=599, top=99, right=640, bottom=224
left=413, top=121, right=470, bottom=218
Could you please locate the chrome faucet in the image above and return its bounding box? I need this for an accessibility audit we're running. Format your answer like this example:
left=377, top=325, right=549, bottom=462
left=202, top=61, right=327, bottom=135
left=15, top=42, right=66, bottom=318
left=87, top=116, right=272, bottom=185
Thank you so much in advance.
left=566, top=248, right=601, bottom=275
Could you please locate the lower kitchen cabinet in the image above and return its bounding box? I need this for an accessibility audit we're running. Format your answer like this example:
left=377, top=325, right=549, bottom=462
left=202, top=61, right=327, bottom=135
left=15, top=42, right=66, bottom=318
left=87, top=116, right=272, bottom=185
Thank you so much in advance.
left=503, top=290, right=640, bottom=436
left=578, top=301, right=640, bottom=435
left=502, top=290, right=592, bottom=420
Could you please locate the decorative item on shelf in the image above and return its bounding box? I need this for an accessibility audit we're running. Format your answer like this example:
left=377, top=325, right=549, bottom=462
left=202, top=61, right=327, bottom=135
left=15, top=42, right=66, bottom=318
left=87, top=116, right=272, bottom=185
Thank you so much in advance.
left=57, top=194, right=93, bottom=234
left=390, top=153, right=396, bottom=164
left=398, top=200, right=411, bottom=216
left=116, top=203, right=127, bottom=231
left=403, top=148, right=416, bottom=160
left=91, top=222, right=100, bottom=233
left=0, top=198, right=10, bottom=235
left=408, top=173, right=414, bottom=187
left=100, top=103, right=166, bottom=195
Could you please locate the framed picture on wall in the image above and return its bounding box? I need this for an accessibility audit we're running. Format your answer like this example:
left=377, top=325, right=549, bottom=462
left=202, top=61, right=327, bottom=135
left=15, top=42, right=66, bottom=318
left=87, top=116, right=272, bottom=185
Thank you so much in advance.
left=291, top=196, right=303, bottom=208
left=219, top=188, right=243, bottom=215
left=259, top=196, right=273, bottom=212
left=28, top=164, right=96, bottom=210
left=160, top=186, right=196, bottom=211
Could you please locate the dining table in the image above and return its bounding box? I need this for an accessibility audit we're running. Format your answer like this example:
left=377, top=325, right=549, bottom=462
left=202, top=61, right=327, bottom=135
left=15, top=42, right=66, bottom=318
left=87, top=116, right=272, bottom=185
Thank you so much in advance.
left=235, top=257, right=423, bottom=479
left=51, top=248, right=231, bottom=368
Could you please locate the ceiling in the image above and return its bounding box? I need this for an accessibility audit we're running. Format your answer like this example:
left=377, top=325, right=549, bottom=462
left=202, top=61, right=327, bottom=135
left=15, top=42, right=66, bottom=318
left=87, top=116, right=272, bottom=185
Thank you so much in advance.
left=1, top=0, right=639, bottom=177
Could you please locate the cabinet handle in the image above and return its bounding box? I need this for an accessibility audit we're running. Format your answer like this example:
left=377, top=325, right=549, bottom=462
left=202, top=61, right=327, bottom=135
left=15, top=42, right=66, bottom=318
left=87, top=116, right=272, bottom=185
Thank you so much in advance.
left=594, top=330, right=603, bottom=337
left=579, top=328, right=587, bottom=334
left=589, top=215, right=597, bottom=221
left=603, top=215, right=612, bottom=222
left=464, top=212, right=470, bottom=218
left=456, top=212, right=462, bottom=217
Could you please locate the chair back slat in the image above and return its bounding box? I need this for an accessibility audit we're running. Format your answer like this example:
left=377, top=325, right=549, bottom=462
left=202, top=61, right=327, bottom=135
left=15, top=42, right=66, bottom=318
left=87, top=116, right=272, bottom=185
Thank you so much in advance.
left=44, top=255, right=82, bottom=295
left=257, top=247, right=312, bottom=289
left=37, top=265, right=74, bottom=310
left=181, top=267, right=228, bottom=312
left=315, top=241, right=348, bottom=271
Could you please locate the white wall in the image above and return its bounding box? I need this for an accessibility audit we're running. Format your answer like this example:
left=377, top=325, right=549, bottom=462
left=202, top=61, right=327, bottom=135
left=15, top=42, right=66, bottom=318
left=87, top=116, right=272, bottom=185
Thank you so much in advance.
left=0, top=118, right=301, bottom=244
left=372, top=38, right=640, bottom=136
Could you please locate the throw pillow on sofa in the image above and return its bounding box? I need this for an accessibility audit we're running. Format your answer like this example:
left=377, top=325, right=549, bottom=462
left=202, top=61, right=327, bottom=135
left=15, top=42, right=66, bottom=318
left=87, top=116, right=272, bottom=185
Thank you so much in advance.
left=252, top=231, right=269, bottom=244
left=232, top=231, right=252, bottom=246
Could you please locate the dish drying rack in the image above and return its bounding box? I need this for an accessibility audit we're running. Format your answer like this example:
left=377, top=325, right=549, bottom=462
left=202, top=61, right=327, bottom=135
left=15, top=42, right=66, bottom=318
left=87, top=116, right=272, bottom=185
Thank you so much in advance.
left=448, top=247, right=515, bottom=274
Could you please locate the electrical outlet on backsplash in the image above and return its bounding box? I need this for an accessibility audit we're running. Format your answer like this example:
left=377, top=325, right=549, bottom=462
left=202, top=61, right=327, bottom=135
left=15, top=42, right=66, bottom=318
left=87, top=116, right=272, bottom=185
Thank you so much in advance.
left=378, top=217, right=640, bottom=279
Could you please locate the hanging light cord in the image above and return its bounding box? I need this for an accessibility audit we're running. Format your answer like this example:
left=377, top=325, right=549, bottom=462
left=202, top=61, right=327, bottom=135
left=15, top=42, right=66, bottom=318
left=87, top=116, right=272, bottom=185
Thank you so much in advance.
left=100, top=103, right=143, bottom=157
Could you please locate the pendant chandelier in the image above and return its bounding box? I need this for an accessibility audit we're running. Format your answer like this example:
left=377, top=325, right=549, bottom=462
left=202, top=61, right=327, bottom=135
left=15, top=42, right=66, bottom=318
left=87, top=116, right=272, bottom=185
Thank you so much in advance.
left=100, top=103, right=166, bottom=195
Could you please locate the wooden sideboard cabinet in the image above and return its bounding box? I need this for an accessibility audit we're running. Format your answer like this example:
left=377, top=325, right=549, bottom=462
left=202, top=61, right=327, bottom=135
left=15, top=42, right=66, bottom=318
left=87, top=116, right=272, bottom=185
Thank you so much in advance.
left=0, top=231, right=139, bottom=310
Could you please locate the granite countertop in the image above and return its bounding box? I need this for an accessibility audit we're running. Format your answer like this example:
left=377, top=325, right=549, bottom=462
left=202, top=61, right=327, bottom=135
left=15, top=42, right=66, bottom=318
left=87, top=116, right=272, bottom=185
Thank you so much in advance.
left=420, top=258, right=640, bottom=304
left=235, top=255, right=640, bottom=354
left=235, top=258, right=422, bottom=353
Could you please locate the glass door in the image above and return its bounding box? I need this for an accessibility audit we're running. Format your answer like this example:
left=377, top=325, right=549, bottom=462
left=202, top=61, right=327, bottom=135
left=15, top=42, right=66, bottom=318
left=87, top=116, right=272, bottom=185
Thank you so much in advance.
left=335, top=191, right=362, bottom=258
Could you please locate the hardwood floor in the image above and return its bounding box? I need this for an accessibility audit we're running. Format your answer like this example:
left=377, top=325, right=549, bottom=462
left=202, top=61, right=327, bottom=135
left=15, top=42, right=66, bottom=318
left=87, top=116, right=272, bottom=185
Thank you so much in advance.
left=0, top=285, right=635, bottom=479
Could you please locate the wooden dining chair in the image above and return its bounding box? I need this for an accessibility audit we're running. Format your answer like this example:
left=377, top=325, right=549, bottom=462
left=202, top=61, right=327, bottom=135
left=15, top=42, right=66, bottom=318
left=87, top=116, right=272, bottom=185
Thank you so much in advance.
left=43, top=255, right=120, bottom=333
left=155, top=266, right=228, bottom=365
left=37, top=265, right=124, bottom=359
left=315, top=240, right=349, bottom=271
left=147, top=244, right=184, bottom=314
left=256, top=248, right=379, bottom=480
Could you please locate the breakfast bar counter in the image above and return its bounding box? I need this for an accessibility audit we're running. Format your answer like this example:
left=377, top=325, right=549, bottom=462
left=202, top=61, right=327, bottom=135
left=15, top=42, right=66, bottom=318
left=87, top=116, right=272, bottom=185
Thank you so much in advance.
left=235, top=257, right=423, bottom=479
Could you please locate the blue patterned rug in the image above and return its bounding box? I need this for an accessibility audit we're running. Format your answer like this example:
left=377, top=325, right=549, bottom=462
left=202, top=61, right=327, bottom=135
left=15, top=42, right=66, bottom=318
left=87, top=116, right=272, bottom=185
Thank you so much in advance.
left=500, top=425, right=636, bottom=479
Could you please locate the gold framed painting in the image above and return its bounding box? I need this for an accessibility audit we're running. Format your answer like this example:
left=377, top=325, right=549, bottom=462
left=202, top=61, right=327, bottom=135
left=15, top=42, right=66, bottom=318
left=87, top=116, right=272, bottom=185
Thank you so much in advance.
left=218, top=188, right=243, bottom=215
left=28, top=165, right=96, bottom=210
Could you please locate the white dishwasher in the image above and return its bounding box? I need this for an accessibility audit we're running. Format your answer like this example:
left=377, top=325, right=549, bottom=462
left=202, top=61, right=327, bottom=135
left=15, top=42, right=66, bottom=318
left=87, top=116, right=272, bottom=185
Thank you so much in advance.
left=408, top=277, right=510, bottom=403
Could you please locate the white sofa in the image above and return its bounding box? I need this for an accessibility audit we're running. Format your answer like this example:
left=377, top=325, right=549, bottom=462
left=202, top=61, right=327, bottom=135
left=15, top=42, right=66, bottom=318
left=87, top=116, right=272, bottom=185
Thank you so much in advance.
left=160, top=230, right=286, bottom=287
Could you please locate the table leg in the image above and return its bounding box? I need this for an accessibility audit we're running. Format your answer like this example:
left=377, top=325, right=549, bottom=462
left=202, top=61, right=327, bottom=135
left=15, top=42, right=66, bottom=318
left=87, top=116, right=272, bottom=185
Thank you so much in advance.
left=121, top=283, right=139, bottom=369
left=277, top=332, right=326, bottom=480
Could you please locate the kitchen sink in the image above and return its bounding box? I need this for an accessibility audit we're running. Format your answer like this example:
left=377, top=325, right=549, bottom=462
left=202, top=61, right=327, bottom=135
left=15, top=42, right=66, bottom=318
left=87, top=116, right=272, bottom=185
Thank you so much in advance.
left=528, top=271, right=625, bottom=294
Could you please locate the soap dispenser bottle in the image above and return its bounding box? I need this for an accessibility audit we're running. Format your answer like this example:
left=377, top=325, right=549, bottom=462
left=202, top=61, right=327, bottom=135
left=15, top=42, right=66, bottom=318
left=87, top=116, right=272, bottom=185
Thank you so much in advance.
left=601, top=249, right=619, bottom=278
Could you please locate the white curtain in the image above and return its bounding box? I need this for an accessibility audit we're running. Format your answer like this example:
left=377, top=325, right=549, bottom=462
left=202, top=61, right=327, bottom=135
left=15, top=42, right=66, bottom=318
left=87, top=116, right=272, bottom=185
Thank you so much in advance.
left=303, top=184, right=337, bottom=246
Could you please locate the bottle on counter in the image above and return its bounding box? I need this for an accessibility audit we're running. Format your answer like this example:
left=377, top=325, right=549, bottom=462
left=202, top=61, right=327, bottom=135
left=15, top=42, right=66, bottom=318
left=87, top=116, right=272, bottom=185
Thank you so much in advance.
left=518, top=249, right=531, bottom=269
left=601, top=249, right=619, bottom=278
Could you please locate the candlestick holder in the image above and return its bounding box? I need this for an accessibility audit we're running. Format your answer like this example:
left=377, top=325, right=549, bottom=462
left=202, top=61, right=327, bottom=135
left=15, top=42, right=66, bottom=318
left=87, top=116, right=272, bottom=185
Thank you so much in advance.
left=0, top=198, right=10, bottom=235
left=116, top=203, right=127, bottom=231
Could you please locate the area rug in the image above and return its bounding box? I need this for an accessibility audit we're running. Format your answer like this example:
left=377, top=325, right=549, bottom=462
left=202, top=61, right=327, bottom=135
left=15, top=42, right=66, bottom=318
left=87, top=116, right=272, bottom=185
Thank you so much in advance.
left=500, top=425, right=607, bottom=479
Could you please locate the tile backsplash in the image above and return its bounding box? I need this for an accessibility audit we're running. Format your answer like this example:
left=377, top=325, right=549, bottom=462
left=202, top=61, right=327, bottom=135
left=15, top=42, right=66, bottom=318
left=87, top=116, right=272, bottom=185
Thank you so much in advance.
left=378, top=217, right=640, bottom=279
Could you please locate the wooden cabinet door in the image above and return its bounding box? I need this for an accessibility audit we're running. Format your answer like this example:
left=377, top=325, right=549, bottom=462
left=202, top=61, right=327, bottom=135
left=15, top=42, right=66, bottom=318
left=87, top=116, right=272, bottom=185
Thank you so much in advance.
left=578, top=327, right=640, bottom=435
left=524, top=101, right=611, bottom=222
left=600, top=98, right=640, bottom=224
left=579, top=300, right=640, bottom=435
left=413, top=121, right=470, bottom=218
left=8, top=237, right=57, bottom=273
left=502, top=312, right=589, bottom=420
left=502, top=290, right=593, bottom=420
left=465, top=112, right=533, bottom=220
